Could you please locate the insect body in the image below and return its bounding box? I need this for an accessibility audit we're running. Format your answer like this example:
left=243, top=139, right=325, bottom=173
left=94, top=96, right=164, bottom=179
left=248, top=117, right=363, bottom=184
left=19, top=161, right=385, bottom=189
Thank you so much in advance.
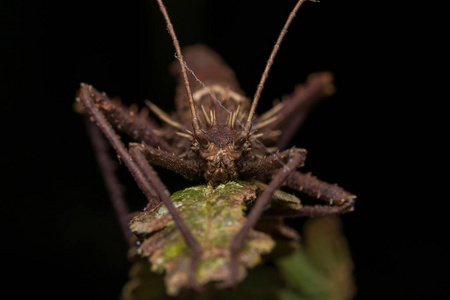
left=76, top=0, right=356, bottom=296
left=146, top=44, right=307, bottom=187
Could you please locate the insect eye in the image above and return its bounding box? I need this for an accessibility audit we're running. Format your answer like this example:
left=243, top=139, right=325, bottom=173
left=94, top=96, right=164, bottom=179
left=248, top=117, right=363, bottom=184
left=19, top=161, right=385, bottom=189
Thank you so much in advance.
left=191, top=141, right=199, bottom=151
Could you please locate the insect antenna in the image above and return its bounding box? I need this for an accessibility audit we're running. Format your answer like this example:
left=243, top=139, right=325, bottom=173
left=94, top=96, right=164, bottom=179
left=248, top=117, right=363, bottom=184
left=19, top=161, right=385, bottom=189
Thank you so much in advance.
left=240, top=0, right=313, bottom=141
left=156, top=0, right=207, bottom=143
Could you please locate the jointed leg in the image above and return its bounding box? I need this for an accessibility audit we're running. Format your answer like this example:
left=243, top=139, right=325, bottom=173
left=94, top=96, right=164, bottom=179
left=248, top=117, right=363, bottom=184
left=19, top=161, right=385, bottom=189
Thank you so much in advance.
left=263, top=198, right=355, bottom=218
left=78, top=83, right=201, bottom=288
left=137, top=143, right=201, bottom=181
left=256, top=170, right=356, bottom=218
left=78, top=84, right=160, bottom=207
left=129, top=144, right=202, bottom=288
left=82, top=84, right=173, bottom=152
left=292, top=199, right=354, bottom=217
left=256, top=72, right=335, bottom=150
left=228, top=150, right=304, bottom=285
left=286, top=171, right=356, bottom=205
left=84, top=117, right=134, bottom=247
left=240, top=148, right=307, bottom=179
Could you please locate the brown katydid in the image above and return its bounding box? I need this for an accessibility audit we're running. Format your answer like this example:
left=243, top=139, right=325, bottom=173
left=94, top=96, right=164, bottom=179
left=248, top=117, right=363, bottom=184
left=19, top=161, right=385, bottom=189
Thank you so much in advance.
left=76, top=0, right=356, bottom=295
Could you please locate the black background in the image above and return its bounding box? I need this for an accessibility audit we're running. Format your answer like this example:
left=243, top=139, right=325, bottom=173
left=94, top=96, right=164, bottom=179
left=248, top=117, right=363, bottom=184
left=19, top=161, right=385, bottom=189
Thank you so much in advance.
left=1, top=0, right=445, bottom=299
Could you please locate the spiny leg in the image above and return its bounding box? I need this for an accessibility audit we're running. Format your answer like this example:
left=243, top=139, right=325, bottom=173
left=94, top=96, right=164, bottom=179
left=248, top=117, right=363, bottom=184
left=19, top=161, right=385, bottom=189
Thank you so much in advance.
left=83, top=85, right=200, bottom=179
left=263, top=198, right=355, bottom=218
left=240, top=148, right=307, bottom=179
left=78, top=84, right=160, bottom=207
left=256, top=72, right=336, bottom=150
left=286, top=171, right=356, bottom=206
left=228, top=150, right=305, bottom=285
left=78, top=84, right=201, bottom=289
left=84, top=117, right=134, bottom=247
left=134, top=142, right=201, bottom=181
left=84, top=84, right=173, bottom=152
left=253, top=170, right=355, bottom=218
left=129, top=144, right=202, bottom=289
left=260, top=170, right=356, bottom=217
left=294, top=198, right=355, bottom=217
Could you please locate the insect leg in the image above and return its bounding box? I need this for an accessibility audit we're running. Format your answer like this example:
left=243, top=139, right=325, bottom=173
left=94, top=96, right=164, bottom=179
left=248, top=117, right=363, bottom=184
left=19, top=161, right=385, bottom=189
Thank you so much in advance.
left=228, top=149, right=305, bottom=286
left=286, top=171, right=356, bottom=206
left=129, top=144, right=202, bottom=290
left=257, top=72, right=336, bottom=150
left=81, top=85, right=173, bottom=152
left=76, top=85, right=163, bottom=207
left=78, top=83, right=201, bottom=289
left=239, top=148, right=307, bottom=179
left=263, top=199, right=355, bottom=218
left=83, top=117, right=134, bottom=247
left=132, top=143, right=201, bottom=181
left=78, top=84, right=160, bottom=207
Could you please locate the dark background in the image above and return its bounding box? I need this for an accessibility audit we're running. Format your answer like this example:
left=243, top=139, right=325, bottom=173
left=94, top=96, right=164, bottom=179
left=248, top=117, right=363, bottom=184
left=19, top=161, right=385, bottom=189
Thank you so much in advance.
left=1, top=0, right=444, bottom=299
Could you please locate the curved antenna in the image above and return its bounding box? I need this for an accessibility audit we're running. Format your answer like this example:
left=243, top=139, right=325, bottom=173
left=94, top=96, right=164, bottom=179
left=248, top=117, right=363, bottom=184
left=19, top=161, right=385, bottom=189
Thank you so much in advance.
left=157, top=0, right=203, bottom=137
left=241, top=0, right=312, bottom=139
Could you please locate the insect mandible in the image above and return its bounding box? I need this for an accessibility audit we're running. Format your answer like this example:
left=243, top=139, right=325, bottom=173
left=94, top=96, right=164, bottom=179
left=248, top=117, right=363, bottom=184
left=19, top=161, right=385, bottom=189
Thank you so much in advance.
left=76, top=0, right=356, bottom=295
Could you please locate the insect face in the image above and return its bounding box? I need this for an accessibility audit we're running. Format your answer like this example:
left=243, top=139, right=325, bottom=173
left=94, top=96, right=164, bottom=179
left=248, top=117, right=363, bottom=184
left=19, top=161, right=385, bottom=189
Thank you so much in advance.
left=193, top=122, right=250, bottom=185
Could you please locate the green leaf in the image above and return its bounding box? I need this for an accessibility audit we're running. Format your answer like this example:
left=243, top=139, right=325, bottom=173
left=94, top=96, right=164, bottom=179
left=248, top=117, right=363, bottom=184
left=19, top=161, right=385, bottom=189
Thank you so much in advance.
left=126, top=182, right=355, bottom=299
left=129, top=181, right=294, bottom=295
left=276, top=216, right=356, bottom=300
